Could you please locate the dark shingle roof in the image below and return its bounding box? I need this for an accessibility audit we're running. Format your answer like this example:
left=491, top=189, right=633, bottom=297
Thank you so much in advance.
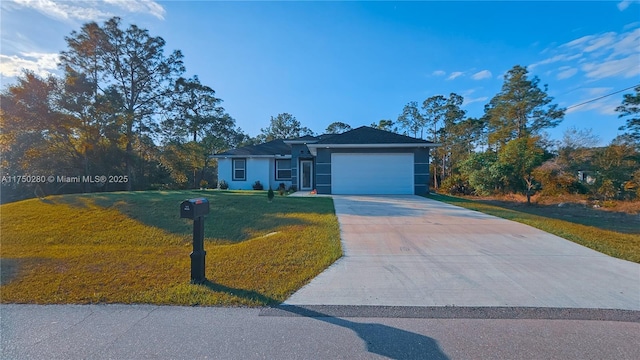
left=317, top=134, right=336, bottom=141
left=215, top=139, right=291, bottom=156
left=286, top=135, right=319, bottom=142
left=214, top=126, right=434, bottom=156
left=315, top=126, right=433, bottom=144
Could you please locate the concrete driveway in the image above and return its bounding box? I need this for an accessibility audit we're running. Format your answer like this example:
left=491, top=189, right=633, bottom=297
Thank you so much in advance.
left=285, top=195, right=640, bottom=310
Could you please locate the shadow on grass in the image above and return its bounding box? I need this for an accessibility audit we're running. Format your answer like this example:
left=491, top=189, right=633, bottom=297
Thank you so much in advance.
left=41, top=195, right=91, bottom=208
left=425, top=193, right=473, bottom=205
left=198, top=280, right=279, bottom=305
left=0, top=259, right=19, bottom=286
left=429, top=193, right=639, bottom=234
left=41, top=191, right=336, bottom=243
left=478, top=200, right=640, bottom=234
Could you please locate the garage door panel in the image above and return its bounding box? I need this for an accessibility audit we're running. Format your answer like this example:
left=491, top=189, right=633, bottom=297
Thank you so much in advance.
left=331, top=153, right=414, bottom=194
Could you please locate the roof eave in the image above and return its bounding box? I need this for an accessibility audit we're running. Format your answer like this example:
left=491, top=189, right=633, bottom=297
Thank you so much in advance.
left=210, top=154, right=292, bottom=159
left=283, top=140, right=319, bottom=145
left=307, top=143, right=440, bottom=149
left=306, top=143, right=441, bottom=156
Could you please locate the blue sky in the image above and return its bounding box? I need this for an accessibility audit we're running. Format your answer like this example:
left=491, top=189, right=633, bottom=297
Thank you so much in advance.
left=1, top=1, right=639, bottom=146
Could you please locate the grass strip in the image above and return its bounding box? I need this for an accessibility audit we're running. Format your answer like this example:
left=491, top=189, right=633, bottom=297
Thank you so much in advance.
left=426, top=193, right=640, bottom=264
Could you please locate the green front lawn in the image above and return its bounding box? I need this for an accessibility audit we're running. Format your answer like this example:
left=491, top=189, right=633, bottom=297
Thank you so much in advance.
left=426, top=193, right=640, bottom=264
left=0, top=190, right=342, bottom=306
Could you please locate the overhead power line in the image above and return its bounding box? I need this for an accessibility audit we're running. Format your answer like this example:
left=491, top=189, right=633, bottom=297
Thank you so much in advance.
left=566, top=84, right=639, bottom=110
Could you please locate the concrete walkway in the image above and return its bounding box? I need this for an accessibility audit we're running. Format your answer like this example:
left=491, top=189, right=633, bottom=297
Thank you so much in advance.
left=285, top=195, right=640, bottom=309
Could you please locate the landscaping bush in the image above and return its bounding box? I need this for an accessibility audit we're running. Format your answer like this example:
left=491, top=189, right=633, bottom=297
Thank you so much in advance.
left=219, top=180, right=229, bottom=190
left=252, top=181, right=264, bottom=190
left=440, top=175, right=472, bottom=195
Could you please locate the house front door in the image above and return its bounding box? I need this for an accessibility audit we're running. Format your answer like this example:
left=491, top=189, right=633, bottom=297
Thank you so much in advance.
left=300, top=160, right=313, bottom=191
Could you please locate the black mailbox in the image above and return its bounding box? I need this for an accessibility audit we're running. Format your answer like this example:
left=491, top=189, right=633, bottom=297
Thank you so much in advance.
left=180, top=197, right=210, bottom=284
left=180, top=198, right=210, bottom=219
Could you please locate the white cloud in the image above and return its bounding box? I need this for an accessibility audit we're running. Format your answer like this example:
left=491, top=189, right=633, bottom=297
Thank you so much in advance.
left=531, top=26, right=640, bottom=82
left=585, top=87, right=614, bottom=96
left=432, top=70, right=446, bottom=76
left=0, top=52, right=59, bottom=78
left=461, top=88, right=477, bottom=96
left=582, top=32, right=616, bottom=52
left=11, top=0, right=165, bottom=22
left=612, top=28, right=640, bottom=56
left=463, top=96, right=488, bottom=106
left=529, top=53, right=581, bottom=70
left=566, top=98, right=619, bottom=115
left=471, top=70, right=492, bottom=80
left=12, top=0, right=113, bottom=21
left=0, top=31, right=40, bottom=56
left=562, top=29, right=638, bottom=57
left=447, top=71, right=464, bottom=80
left=564, top=35, right=593, bottom=48
left=581, top=55, right=640, bottom=79
left=557, top=67, right=578, bottom=80
left=105, top=0, right=165, bottom=20
left=617, top=1, right=632, bottom=11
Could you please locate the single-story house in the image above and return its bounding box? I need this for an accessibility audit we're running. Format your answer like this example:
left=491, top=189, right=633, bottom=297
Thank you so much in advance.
left=212, top=126, right=439, bottom=195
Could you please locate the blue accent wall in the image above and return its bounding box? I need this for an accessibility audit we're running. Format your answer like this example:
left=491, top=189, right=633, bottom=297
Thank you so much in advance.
left=414, top=148, right=430, bottom=195
left=315, top=148, right=332, bottom=194
left=291, top=143, right=314, bottom=190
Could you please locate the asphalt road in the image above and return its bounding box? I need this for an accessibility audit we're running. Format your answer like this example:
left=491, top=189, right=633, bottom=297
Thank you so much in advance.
left=2, top=304, right=639, bottom=360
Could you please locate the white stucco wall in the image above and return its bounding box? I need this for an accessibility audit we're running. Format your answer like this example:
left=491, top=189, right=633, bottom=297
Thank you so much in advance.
left=217, top=158, right=270, bottom=190
left=217, top=157, right=292, bottom=190
left=217, top=158, right=232, bottom=187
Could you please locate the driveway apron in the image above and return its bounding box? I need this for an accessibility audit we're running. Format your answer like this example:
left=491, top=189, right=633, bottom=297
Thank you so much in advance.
left=284, top=195, right=640, bottom=309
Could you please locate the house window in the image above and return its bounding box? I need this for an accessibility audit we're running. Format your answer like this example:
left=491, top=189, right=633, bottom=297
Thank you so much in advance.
left=233, top=159, right=246, bottom=181
left=276, top=159, right=292, bottom=180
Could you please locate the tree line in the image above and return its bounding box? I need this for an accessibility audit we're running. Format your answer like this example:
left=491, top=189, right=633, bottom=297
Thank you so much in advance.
left=1, top=19, right=638, bottom=203
left=374, top=67, right=639, bottom=203
left=1, top=18, right=251, bottom=202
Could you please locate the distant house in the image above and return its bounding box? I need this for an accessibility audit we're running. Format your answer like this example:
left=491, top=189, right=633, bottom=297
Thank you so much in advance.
left=211, top=126, right=439, bottom=195
left=577, top=170, right=596, bottom=185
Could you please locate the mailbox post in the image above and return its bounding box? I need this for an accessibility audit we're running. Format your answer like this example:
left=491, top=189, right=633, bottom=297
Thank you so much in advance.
left=180, top=198, right=210, bottom=284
